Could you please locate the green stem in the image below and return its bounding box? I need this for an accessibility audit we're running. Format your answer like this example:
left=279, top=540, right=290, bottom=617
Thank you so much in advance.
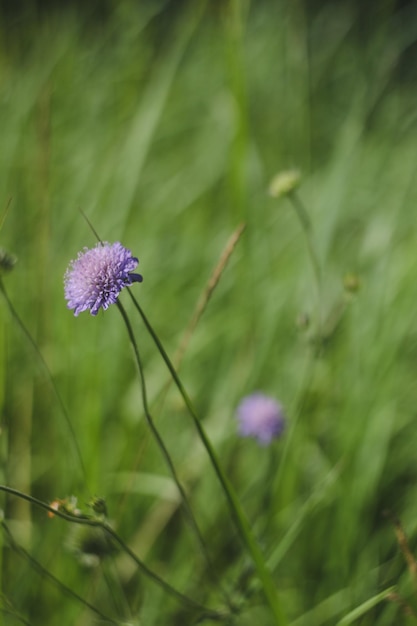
left=127, top=291, right=287, bottom=625
left=0, top=485, right=224, bottom=620
left=1, top=520, right=118, bottom=625
left=102, top=559, right=132, bottom=622
left=0, top=279, right=88, bottom=487
left=116, top=301, right=228, bottom=605
left=1, top=606, right=33, bottom=626
left=288, top=192, right=322, bottom=335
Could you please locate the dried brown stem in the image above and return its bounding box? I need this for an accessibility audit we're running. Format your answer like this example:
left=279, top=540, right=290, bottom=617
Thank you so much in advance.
left=386, top=510, right=417, bottom=594
left=174, top=221, right=246, bottom=370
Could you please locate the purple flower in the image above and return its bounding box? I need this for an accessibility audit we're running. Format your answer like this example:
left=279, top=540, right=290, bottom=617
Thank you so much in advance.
left=64, top=242, right=143, bottom=316
left=236, top=393, right=285, bottom=445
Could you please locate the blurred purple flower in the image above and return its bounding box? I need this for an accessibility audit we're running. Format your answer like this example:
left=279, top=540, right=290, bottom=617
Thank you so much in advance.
left=64, top=242, right=143, bottom=316
left=236, top=393, right=285, bottom=445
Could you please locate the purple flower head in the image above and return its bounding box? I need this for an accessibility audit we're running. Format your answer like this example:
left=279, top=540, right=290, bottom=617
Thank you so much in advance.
left=236, top=393, right=285, bottom=446
left=64, top=242, right=143, bottom=316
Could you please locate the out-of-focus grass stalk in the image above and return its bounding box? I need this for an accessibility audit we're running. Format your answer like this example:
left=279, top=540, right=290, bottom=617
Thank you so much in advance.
left=267, top=462, right=342, bottom=572
left=0, top=485, right=225, bottom=621
left=128, top=293, right=287, bottom=625
left=335, top=587, right=397, bottom=626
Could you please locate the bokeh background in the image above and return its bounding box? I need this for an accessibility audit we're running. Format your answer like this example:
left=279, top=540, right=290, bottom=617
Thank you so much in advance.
left=0, top=0, right=417, bottom=624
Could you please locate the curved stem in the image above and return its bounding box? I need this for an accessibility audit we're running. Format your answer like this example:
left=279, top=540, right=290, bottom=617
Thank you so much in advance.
left=127, top=291, right=287, bottom=625
left=116, top=301, right=229, bottom=606
left=0, top=485, right=224, bottom=620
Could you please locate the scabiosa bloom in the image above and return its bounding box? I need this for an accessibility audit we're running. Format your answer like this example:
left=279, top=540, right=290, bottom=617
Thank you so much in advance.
left=236, top=393, right=285, bottom=445
left=64, top=242, right=143, bottom=316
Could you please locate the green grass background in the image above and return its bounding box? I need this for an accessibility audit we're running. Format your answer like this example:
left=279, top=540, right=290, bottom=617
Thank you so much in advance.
left=0, top=0, right=417, bottom=624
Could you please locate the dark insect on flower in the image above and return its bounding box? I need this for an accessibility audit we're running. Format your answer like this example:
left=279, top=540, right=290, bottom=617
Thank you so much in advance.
left=64, top=242, right=143, bottom=316
left=236, top=393, right=285, bottom=446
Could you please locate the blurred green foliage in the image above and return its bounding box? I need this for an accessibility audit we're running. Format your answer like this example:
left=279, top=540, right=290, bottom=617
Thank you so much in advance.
left=0, top=0, right=416, bottom=624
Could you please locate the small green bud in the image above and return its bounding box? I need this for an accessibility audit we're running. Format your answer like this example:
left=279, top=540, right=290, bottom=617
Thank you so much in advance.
left=269, top=169, right=301, bottom=198
left=344, top=273, right=361, bottom=294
